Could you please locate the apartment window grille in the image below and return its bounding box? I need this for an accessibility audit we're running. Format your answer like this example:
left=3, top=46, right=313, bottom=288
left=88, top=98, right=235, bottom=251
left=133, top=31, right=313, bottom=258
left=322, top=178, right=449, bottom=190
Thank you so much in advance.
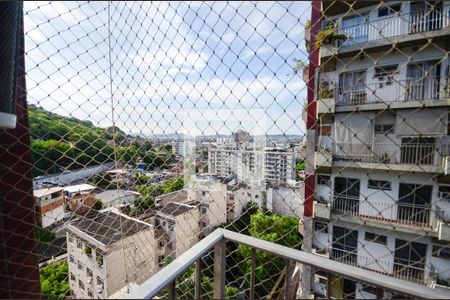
left=364, top=232, right=387, bottom=245
left=374, top=124, right=394, bottom=134
left=86, top=268, right=93, bottom=278
left=69, top=255, right=75, bottom=264
left=77, top=241, right=83, bottom=250
left=70, top=273, right=76, bottom=282
left=96, top=253, right=103, bottom=268
left=367, top=179, right=392, bottom=190
left=77, top=261, right=83, bottom=271
left=378, top=4, right=401, bottom=17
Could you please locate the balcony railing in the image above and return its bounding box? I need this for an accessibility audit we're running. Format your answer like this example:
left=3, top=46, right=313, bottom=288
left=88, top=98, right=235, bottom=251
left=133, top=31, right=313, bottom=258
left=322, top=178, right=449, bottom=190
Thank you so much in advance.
left=333, top=143, right=449, bottom=167
left=339, top=10, right=450, bottom=47
left=125, top=228, right=448, bottom=299
left=335, top=77, right=449, bottom=106
left=331, top=196, right=438, bottom=228
left=329, top=248, right=434, bottom=286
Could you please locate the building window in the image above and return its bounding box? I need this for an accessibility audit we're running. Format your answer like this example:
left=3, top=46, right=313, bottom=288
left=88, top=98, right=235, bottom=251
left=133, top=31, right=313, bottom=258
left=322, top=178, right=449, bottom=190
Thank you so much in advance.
left=77, top=240, right=83, bottom=250
left=367, top=179, right=391, bottom=190
left=314, top=221, right=328, bottom=233
left=78, top=280, right=85, bottom=290
left=86, top=268, right=93, bottom=278
left=96, top=277, right=103, bottom=287
left=159, top=240, right=165, bottom=248
left=374, top=64, right=398, bottom=78
left=88, top=290, right=94, bottom=298
left=361, top=284, right=378, bottom=295
left=255, top=195, right=259, bottom=199
left=374, top=124, right=394, bottom=134
left=364, top=232, right=387, bottom=245
left=83, top=245, right=92, bottom=258
left=317, top=175, right=331, bottom=186
left=70, top=273, right=76, bottom=282
left=158, top=255, right=165, bottom=266
left=202, top=191, right=206, bottom=196
left=69, top=255, right=75, bottom=264
left=77, top=261, right=84, bottom=270
left=378, top=4, right=401, bottom=17
left=432, top=245, right=450, bottom=259
left=96, top=253, right=103, bottom=267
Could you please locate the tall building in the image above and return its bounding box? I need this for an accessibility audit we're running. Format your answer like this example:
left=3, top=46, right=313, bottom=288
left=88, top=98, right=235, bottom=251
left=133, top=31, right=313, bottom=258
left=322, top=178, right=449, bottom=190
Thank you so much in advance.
left=65, top=208, right=156, bottom=298
left=208, top=131, right=295, bottom=185
left=303, top=1, right=450, bottom=298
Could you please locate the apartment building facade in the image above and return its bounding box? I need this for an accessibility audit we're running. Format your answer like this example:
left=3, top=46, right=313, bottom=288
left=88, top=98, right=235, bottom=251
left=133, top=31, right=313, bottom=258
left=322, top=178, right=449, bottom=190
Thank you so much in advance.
left=65, top=208, right=156, bottom=299
left=305, top=1, right=450, bottom=298
left=208, top=132, right=295, bottom=186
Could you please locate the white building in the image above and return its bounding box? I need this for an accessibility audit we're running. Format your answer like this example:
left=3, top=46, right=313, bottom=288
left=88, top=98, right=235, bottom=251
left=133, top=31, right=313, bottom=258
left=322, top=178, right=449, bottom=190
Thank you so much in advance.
left=95, top=189, right=140, bottom=208
left=208, top=131, right=295, bottom=185
left=66, top=208, right=156, bottom=299
left=305, top=1, right=450, bottom=298
left=33, top=186, right=65, bottom=228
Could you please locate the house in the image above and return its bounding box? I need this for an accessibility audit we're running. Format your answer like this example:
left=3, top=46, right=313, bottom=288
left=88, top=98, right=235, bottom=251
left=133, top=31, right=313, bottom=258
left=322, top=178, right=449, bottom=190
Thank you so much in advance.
left=33, top=186, right=65, bottom=228
left=95, top=189, right=140, bottom=208
left=64, top=184, right=96, bottom=215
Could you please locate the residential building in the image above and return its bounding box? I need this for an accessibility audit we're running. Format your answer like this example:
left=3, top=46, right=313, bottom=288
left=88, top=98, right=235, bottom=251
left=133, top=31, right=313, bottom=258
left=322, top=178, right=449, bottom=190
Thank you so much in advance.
left=155, top=202, right=200, bottom=260
left=64, top=184, right=96, bottom=215
left=33, top=186, right=65, bottom=228
left=304, top=1, right=450, bottom=298
left=95, top=189, right=140, bottom=208
left=208, top=131, right=295, bottom=186
left=65, top=208, right=156, bottom=299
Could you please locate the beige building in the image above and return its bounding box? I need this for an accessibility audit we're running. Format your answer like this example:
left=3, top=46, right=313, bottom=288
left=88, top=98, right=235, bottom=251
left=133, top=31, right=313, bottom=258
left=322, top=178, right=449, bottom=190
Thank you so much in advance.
left=66, top=208, right=156, bottom=299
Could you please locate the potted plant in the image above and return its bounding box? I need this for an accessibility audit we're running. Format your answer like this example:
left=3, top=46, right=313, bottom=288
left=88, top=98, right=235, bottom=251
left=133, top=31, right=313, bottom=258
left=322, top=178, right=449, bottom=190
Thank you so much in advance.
left=381, top=152, right=390, bottom=164
left=315, top=22, right=348, bottom=50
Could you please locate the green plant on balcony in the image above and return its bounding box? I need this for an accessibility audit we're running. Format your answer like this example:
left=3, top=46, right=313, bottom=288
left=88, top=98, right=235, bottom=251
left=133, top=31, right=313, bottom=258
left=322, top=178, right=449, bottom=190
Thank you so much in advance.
left=306, top=19, right=311, bottom=29
left=318, top=85, right=335, bottom=99
left=318, top=145, right=331, bottom=154
left=83, top=245, right=92, bottom=257
left=314, top=22, right=347, bottom=50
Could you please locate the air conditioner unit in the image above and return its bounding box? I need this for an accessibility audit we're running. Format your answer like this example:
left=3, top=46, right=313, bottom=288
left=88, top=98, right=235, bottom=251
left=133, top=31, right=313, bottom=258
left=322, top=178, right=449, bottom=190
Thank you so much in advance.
left=0, top=2, right=21, bottom=129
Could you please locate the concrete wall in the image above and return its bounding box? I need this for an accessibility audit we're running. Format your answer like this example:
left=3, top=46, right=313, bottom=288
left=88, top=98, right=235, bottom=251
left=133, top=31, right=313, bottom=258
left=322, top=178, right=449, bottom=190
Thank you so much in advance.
left=269, top=185, right=304, bottom=219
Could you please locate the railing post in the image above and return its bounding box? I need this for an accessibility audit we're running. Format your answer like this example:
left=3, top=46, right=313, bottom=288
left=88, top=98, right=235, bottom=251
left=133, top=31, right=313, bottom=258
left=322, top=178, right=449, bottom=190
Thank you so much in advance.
left=285, top=260, right=294, bottom=299
left=250, top=248, right=256, bottom=299
left=168, top=280, right=176, bottom=299
left=195, top=259, right=202, bottom=299
left=214, top=240, right=226, bottom=299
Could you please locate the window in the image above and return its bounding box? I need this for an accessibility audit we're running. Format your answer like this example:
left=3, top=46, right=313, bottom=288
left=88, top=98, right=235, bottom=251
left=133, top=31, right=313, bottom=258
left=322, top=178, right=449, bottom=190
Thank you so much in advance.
left=361, top=284, right=378, bottom=295
left=96, top=277, right=103, bottom=287
left=96, top=253, right=103, bottom=267
left=77, top=240, right=83, bottom=250
left=158, top=255, right=165, bottom=266
left=374, top=124, right=394, bottom=134
left=86, top=268, right=93, bottom=278
left=78, top=280, right=85, bottom=290
left=364, top=232, right=387, bottom=244
left=69, top=255, right=75, bottom=264
left=314, top=221, right=328, bottom=233
left=317, top=175, right=330, bottom=186
left=368, top=180, right=391, bottom=190
left=378, top=4, right=401, bottom=17
left=159, top=240, right=165, bottom=248
left=201, top=191, right=206, bottom=196
left=432, top=245, right=450, bottom=259
left=229, top=195, right=234, bottom=201
left=51, top=192, right=60, bottom=199
left=70, top=273, right=76, bottom=282
left=88, top=290, right=94, bottom=298
left=374, top=64, right=398, bottom=78
left=319, top=125, right=332, bottom=136
left=83, top=245, right=92, bottom=258
left=77, top=261, right=84, bottom=270
left=201, top=207, right=208, bottom=214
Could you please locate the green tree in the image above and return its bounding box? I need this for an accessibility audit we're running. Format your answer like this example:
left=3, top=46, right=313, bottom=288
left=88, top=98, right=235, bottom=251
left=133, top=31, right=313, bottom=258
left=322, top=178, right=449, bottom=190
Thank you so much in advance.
left=93, top=199, right=103, bottom=210
left=89, top=173, right=112, bottom=189
left=40, top=261, right=69, bottom=299
left=236, top=212, right=302, bottom=298
left=36, top=226, right=56, bottom=245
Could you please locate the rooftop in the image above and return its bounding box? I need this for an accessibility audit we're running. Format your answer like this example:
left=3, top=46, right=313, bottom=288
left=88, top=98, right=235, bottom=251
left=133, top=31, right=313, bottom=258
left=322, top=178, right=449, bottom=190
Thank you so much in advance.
left=157, top=202, right=196, bottom=217
left=66, top=208, right=152, bottom=246
left=64, top=183, right=96, bottom=194
left=95, top=189, right=140, bottom=203
left=33, top=186, right=64, bottom=198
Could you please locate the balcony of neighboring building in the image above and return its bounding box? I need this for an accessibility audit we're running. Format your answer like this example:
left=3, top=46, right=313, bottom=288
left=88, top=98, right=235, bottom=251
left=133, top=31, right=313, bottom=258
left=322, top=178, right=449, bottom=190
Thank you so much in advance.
left=320, top=1, right=450, bottom=59
left=332, top=140, right=450, bottom=173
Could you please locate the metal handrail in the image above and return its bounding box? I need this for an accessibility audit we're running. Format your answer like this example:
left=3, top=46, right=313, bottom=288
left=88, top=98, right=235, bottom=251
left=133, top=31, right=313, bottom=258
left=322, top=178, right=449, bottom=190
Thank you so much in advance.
left=126, top=228, right=450, bottom=299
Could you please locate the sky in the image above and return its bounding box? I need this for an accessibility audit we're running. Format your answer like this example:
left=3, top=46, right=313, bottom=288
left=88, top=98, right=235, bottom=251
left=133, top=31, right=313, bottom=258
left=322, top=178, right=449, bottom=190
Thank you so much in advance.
left=24, top=1, right=311, bottom=137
